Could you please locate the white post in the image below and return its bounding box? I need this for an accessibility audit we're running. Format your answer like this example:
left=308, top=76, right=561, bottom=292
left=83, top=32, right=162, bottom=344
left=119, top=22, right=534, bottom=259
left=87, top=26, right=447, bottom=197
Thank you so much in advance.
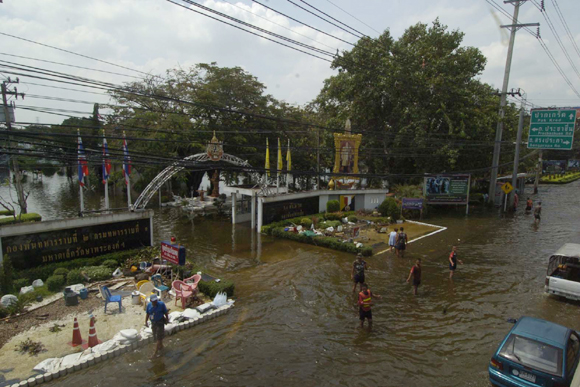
left=127, top=178, right=132, bottom=211
left=231, top=192, right=237, bottom=224
left=104, top=179, right=110, bottom=211
left=251, top=192, right=256, bottom=230
left=257, top=197, right=263, bottom=232
left=79, top=182, right=84, bottom=215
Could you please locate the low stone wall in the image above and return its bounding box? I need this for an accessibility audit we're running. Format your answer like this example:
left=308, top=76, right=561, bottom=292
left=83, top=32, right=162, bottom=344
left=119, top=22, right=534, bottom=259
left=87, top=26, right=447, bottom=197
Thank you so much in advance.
left=8, top=303, right=234, bottom=387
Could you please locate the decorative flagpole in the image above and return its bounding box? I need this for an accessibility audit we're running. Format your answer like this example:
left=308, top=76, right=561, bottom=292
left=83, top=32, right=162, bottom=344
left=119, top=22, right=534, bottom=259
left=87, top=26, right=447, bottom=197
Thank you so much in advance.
left=265, top=138, right=270, bottom=186
left=286, top=139, right=292, bottom=188
left=102, top=130, right=110, bottom=211
left=122, top=131, right=132, bottom=210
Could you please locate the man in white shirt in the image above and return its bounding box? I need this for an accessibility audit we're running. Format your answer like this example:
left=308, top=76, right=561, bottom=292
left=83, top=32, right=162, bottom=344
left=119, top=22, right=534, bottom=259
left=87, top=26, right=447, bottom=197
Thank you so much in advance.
left=388, top=228, right=398, bottom=253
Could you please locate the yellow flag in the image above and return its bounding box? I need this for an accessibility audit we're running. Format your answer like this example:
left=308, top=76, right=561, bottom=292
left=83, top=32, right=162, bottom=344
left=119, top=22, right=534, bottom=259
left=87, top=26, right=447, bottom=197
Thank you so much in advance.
left=265, top=138, right=270, bottom=177
left=286, top=139, right=291, bottom=172
left=277, top=138, right=283, bottom=176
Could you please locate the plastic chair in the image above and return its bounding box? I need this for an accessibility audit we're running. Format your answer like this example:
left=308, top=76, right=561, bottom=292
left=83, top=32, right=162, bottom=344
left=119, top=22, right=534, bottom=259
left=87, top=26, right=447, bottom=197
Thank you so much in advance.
left=138, top=282, right=155, bottom=309
left=100, top=285, right=122, bottom=313
left=136, top=280, right=150, bottom=290
left=184, top=274, right=201, bottom=289
left=172, top=280, right=194, bottom=309
left=151, top=274, right=170, bottom=299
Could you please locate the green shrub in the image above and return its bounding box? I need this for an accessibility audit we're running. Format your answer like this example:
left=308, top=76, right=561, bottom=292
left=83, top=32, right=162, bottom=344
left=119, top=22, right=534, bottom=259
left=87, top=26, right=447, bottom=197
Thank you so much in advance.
left=198, top=279, right=235, bottom=298
left=300, top=218, right=312, bottom=229
left=53, top=268, right=69, bottom=277
left=378, top=198, right=400, bottom=222
left=270, top=228, right=373, bottom=256
left=18, top=285, right=52, bottom=305
left=66, top=269, right=85, bottom=285
left=0, top=209, right=14, bottom=216
left=348, top=216, right=358, bottom=223
left=83, top=266, right=112, bottom=282
left=16, top=249, right=138, bottom=283
left=102, top=259, right=119, bottom=269
left=0, top=213, right=42, bottom=225
left=324, top=212, right=341, bottom=221
left=319, top=220, right=341, bottom=229
left=13, top=278, right=29, bottom=290
left=46, top=275, right=65, bottom=292
left=326, top=200, right=340, bottom=213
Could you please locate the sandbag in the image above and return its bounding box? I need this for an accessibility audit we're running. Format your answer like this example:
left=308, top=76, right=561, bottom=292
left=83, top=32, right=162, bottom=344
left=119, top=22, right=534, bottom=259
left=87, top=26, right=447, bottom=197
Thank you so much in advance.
left=164, top=323, right=176, bottom=334
left=60, top=352, right=82, bottom=369
left=33, top=358, right=60, bottom=374
left=89, top=340, right=117, bottom=354
left=168, top=311, right=183, bottom=323
left=182, top=309, right=201, bottom=319
left=32, top=279, right=44, bottom=288
left=140, top=326, right=153, bottom=338
left=119, top=329, right=139, bottom=341
left=0, top=294, right=17, bottom=308
left=196, top=303, right=215, bottom=314
left=19, top=286, right=34, bottom=295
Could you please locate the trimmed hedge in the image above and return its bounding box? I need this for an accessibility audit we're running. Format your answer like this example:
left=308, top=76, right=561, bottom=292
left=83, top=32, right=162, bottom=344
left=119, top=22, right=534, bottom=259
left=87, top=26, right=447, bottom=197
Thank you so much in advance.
left=46, top=275, right=65, bottom=292
left=84, top=266, right=113, bottom=281
left=102, top=259, right=119, bottom=269
left=66, top=269, right=85, bottom=285
left=53, top=268, right=69, bottom=277
left=300, top=218, right=312, bottom=229
left=16, top=249, right=138, bottom=282
left=348, top=216, right=358, bottom=223
left=198, top=279, right=235, bottom=298
left=0, top=213, right=42, bottom=225
left=326, top=200, right=340, bottom=213
left=271, top=227, right=373, bottom=256
left=13, top=278, right=29, bottom=290
left=0, top=209, right=14, bottom=216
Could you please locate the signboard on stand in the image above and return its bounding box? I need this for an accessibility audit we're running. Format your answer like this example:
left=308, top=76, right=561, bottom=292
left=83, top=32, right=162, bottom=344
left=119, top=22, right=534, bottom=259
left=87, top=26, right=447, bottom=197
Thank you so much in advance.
left=161, top=241, right=186, bottom=266
left=528, top=109, right=577, bottom=150
left=424, top=174, right=470, bottom=205
left=402, top=198, right=423, bottom=210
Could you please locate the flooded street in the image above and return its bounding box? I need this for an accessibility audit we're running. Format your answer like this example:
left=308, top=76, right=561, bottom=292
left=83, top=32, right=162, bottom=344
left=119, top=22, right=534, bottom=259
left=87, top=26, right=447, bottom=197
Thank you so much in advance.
left=3, top=175, right=580, bottom=386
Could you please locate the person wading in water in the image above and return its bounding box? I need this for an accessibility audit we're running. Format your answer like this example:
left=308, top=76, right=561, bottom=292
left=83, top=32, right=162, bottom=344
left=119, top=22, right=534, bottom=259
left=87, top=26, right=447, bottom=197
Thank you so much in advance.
left=351, top=253, right=368, bottom=293
left=525, top=197, right=533, bottom=213
left=407, top=258, right=422, bottom=295
left=448, top=246, right=463, bottom=280
left=396, top=227, right=408, bottom=258
left=358, top=283, right=381, bottom=331
left=534, top=201, right=542, bottom=224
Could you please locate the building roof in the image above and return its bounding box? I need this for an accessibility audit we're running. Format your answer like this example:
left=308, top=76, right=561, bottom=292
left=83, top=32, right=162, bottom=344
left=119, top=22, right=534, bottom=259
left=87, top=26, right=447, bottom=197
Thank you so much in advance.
left=514, top=317, right=570, bottom=347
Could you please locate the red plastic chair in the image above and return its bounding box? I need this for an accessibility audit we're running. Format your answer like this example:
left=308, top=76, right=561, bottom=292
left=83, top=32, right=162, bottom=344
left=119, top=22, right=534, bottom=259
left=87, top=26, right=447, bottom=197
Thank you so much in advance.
left=172, top=280, right=193, bottom=309
left=184, top=274, right=201, bottom=291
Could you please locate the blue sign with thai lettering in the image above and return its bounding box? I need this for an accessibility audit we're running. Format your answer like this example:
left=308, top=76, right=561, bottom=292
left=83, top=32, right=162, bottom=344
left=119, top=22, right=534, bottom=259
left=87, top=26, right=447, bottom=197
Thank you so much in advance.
left=402, top=198, right=423, bottom=210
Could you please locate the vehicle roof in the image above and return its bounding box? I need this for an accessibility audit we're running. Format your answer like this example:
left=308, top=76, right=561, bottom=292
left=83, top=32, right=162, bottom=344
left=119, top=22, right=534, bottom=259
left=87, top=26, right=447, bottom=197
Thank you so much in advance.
left=513, top=317, right=570, bottom=347
left=553, top=244, right=580, bottom=259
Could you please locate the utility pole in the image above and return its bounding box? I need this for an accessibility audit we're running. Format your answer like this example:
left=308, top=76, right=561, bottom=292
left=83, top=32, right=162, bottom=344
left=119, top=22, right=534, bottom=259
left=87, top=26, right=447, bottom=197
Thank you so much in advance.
left=533, top=150, right=542, bottom=194
left=1, top=78, right=27, bottom=214
left=316, top=127, right=321, bottom=190
left=509, top=94, right=526, bottom=209
left=488, top=0, right=539, bottom=204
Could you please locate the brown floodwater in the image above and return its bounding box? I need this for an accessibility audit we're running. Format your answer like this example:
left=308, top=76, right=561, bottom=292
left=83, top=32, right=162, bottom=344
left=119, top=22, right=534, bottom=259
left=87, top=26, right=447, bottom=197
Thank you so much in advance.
left=2, top=174, right=580, bottom=386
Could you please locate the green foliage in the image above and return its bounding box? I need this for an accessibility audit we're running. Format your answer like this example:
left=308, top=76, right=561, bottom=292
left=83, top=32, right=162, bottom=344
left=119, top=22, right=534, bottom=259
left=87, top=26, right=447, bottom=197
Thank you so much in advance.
left=18, top=285, right=52, bottom=305
left=540, top=172, right=580, bottom=184
left=101, top=259, right=119, bottom=269
left=66, top=269, right=85, bottom=285
left=83, top=266, right=113, bottom=281
left=13, top=278, right=29, bottom=290
left=393, top=184, right=423, bottom=198
left=0, top=213, right=42, bottom=225
left=319, top=220, right=341, bottom=229
left=1, top=256, right=14, bottom=294
left=270, top=228, right=373, bottom=256
left=326, top=200, right=340, bottom=213
left=198, top=279, right=235, bottom=298
left=53, top=268, right=69, bottom=277
left=46, top=275, right=65, bottom=292
left=0, top=209, right=14, bottom=216
left=324, top=212, right=341, bottom=221
left=300, top=218, right=312, bottom=228
left=16, top=249, right=137, bottom=283
left=378, top=198, right=401, bottom=221
left=348, top=216, right=358, bottom=223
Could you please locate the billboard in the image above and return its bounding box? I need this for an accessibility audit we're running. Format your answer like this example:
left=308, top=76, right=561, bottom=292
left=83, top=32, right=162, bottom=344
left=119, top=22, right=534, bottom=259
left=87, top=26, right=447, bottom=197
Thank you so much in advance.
left=542, top=160, right=566, bottom=173
left=402, top=198, right=423, bottom=210
left=332, top=133, right=362, bottom=179
left=424, top=174, right=470, bottom=205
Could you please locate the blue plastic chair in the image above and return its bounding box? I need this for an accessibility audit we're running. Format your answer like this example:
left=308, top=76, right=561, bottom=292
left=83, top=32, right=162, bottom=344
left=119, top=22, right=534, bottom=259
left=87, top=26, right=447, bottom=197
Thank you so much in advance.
left=151, top=274, right=170, bottom=298
left=100, top=285, right=122, bottom=313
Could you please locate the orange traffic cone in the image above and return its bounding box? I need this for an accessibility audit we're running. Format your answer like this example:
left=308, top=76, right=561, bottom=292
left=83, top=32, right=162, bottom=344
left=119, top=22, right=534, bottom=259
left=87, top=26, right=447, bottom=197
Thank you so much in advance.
left=82, top=317, right=102, bottom=349
left=68, top=317, right=86, bottom=347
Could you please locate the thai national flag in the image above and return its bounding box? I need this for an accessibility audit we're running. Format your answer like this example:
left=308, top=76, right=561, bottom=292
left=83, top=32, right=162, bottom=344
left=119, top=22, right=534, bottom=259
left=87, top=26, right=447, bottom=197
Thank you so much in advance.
left=77, top=134, right=89, bottom=187
left=102, top=136, right=111, bottom=184
left=122, top=134, right=131, bottom=185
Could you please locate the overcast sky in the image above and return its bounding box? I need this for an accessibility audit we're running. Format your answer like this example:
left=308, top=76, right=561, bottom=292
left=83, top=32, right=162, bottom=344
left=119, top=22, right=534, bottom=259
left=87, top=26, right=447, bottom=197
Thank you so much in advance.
left=1, top=0, right=580, bottom=125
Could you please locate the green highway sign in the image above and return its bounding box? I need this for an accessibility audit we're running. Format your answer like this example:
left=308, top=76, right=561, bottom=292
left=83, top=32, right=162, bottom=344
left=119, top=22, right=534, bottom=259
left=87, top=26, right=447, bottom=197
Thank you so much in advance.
left=528, top=109, right=577, bottom=150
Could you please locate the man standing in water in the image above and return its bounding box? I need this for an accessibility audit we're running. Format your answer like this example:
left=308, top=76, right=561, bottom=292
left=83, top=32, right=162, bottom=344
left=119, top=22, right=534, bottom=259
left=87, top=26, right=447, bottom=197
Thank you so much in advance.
left=534, top=201, right=542, bottom=224
left=406, top=258, right=422, bottom=295
left=358, top=283, right=381, bottom=330
left=396, top=227, right=408, bottom=258
left=145, top=294, right=169, bottom=358
left=388, top=228, right=398, bottom=253
left=352, top=253, right=368, bottom=293
left=448, top=246, right=463, bottom=279
left=525, top=197, right=533, bottom=213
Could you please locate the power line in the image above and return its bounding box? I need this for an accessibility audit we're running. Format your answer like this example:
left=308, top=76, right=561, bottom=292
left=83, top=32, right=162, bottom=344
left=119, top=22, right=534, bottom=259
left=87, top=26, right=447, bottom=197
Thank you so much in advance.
left=295, top=0, right=367, bottom=37
left=0, top=31, right=155, bottom=78
left=550, top=0, right=580, bottom=59
left=286, top=0, right=362, bottom=39
left=322, top=0, right=380, bottom=35
left=166, top=0, right=332, bottom=62
left=251, top=0, right=355, bottom=47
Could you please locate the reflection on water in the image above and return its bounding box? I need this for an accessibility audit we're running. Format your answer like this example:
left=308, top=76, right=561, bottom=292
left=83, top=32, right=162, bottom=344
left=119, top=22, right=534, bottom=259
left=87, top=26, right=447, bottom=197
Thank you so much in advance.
left=4, top=174, right=580, bottom=386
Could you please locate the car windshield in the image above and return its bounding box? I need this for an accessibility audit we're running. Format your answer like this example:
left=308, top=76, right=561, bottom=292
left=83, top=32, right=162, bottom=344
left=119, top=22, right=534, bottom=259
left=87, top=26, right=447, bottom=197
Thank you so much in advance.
left=499, top=334, right=563, bottom=376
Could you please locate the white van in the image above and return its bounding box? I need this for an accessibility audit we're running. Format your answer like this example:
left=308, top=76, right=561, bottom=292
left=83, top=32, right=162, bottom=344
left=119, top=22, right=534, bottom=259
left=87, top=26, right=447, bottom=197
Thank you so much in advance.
left=545, top=243, right=580, bottom=301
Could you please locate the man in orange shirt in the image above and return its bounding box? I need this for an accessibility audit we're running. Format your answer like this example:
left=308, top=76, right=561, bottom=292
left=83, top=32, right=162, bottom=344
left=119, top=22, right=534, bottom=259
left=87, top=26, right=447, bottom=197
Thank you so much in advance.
left=358, top=283, right=381, bottom=330
left=406, top=258, right=422, bottom=295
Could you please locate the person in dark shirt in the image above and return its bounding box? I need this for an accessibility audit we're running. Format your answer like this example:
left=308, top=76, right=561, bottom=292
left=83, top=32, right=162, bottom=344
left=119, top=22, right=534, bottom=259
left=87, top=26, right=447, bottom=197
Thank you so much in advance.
left=448, top=246, right=463, bottom=279
left=395, top=227, right=408, bottom=258
left=534, top=201, right=542, bottom=224
left=406, top=258, right=422, bottom=295
left=351, top=253, right=368, bottom=293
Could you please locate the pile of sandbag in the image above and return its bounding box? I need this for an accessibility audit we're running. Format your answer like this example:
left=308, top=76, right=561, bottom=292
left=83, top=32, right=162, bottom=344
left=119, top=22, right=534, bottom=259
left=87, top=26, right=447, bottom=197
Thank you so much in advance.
left=112, top=329, right=140, bottom=346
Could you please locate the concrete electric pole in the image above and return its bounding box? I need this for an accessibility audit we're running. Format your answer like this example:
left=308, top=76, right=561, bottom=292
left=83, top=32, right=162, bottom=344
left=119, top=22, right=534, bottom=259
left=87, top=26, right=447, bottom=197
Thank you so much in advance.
left=488, top=0, right=539, bottom=204
left=1, top=78, right=27, bottom=214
